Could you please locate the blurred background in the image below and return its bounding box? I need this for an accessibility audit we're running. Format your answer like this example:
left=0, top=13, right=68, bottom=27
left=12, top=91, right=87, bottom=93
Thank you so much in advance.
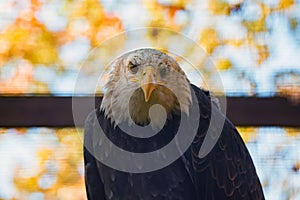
left=0, top=0, right=300, bottom=199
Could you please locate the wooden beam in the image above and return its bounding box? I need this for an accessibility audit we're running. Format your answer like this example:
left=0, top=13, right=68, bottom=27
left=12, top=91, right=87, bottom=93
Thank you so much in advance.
left=226, top=96, right=300, bottom=127
left=0, top=96, right=299, bottom=127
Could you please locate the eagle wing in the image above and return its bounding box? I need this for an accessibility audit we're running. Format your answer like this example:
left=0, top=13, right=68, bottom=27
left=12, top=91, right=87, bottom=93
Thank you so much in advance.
left=84, top=112, right=107, bottom=200
left=188, top=84, right=265, bottom=199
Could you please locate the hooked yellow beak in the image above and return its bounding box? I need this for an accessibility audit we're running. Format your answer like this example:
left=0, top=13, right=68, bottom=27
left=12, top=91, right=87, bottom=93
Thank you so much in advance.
left=141, top=67, right=157, bottom=102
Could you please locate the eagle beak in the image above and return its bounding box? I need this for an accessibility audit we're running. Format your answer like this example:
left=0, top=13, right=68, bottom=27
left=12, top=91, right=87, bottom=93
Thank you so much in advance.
left=141, top=67, right=157, bottom=102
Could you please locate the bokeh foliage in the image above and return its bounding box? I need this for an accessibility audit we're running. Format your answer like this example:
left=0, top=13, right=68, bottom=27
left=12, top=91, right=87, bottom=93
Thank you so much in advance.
left=0, top=0, right=300, bottom=199
left=0, top=0, right=299, bottom=96
left=1, top=127, right=300, bottom=199
left=0, top=128, right=86, bottom=200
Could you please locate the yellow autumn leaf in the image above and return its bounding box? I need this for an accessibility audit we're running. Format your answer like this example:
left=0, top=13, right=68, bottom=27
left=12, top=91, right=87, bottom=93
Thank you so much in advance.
left=256, top=44, right=269, bottom=65
left=278, top=0, right=295, bottom=10
left=289, top=18, right=298, bottom=30
left=242, top=17, right=267, bottom=33
left=71, top=0, right=105, bottom=28
left=215, top=58, right=232, bottom=71
left=209, top=0, right=230, bottom=15
left=36, top=148, right=53, bottom=162
left=15, top=128, right=28, bottom=135
left=199, top=28, right=220, bottom=55
left=13, top=170, right=40, bottom=193
left=30, top=80, right=50, bottom=94
left=236, top=127, right=258, bottom=143
left=2, top=28, right=29, bottom=59
left=276, top=85, right=300, bottom=104
left=224, top=39, right=244, bottom=47
left=93, top=15, right=124, bottom=45
left=285, top=128, right=300, bottom=137
left=1, top=21, right=59, bottom=65
left=0, top=129, right=6, bottom=134
left=143, top=0, right=186, bottom=31
left=242, top=3, right=270, bottom=34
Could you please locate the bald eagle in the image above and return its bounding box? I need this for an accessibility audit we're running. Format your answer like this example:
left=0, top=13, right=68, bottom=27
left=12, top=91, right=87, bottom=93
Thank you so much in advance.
left=84, top=48, right=265, bottom=200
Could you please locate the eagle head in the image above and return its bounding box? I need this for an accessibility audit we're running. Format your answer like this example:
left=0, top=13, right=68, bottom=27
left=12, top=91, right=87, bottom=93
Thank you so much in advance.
left=100, top=48, right=192, bottom=128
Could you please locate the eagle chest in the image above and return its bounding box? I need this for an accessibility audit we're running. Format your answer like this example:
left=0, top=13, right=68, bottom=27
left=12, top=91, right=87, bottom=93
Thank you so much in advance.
left=94, top=113, right=197, bottom=200
left=96, top=158, right=196, bottom=200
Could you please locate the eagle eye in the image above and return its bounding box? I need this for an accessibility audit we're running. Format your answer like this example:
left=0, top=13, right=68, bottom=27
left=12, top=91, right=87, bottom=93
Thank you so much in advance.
left=160, top=68, right=167, bottom=78
left=158, top=62, right=169, bottom=77
left=128, top=61, right=139, bottom=74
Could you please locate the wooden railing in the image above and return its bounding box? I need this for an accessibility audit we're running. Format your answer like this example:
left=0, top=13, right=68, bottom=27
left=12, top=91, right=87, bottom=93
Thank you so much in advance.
left=1, top=96, right=299, bottom=127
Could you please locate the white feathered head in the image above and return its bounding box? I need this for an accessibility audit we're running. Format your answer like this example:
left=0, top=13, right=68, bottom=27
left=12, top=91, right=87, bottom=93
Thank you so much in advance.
left=100, top=48, right=192, bottom=127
